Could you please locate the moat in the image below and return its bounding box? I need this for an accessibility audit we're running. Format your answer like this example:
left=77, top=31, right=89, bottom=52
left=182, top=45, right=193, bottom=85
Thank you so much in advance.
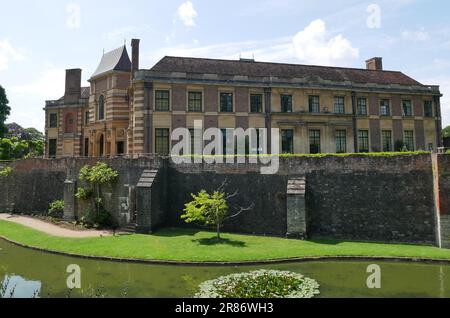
left=1, top=239, right=449, bottom=298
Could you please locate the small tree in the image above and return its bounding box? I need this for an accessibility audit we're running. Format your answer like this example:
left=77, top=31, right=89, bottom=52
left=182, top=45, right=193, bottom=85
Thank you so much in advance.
left=181, top=180, right=254, bottom=240
left=77, top=162, right=118, bottom=222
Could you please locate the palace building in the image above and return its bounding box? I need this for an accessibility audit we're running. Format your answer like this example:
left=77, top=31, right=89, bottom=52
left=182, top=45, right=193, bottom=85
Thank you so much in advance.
left=44, top=39, right=443, bottom=158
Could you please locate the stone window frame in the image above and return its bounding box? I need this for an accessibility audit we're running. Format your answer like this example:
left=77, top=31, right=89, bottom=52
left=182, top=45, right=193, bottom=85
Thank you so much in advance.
left=219, top=91, right=234, bottom=113
left=424, top=100, right=434, bottom=118
left=334, top=96, right=346, bottom=114
left=403, top=130, right=415, bottom=151
left=280, top=94, right=293, bottom=113
left=281, top=129, right=294, bottom=154
left=49, top=112, right=58, bottom=128
left=309, top=129, right=321, bottom=154
left=356, top=97, right=368, bottom=116
left=402, top=99, right=413, bottom=117
left=187, top=91, right=203, bottom=112
left=358, top=130, right=370, bottom=153
left=97, top=95, right=106, bottom=121
left=308, top=95, right=320, bottom=114
left=250, top=93, right=264, bottom=113
left=381, top=130, right=393, bottom=152
left=84, top=111, right=90, bottom=125
left=154, top=90, right=171, bottom=112
left=379, top=99, right=391, bottom=117
left=154, top=127, right=171, bottom=155
left=335, top=129, right=347, bottom=153
left=48, top=138, right=57, bottom=158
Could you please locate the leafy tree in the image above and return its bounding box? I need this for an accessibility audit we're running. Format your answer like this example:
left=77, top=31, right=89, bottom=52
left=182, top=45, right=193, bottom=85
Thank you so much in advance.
left=181, top=180, right=254, bottom=240
left=443, top=126, right=450, bottom=138
left=0, top=85, right=10, bottom=138
left=77, top=162, right=119, bottom=225
left=23, top=127, right=44, bottom=142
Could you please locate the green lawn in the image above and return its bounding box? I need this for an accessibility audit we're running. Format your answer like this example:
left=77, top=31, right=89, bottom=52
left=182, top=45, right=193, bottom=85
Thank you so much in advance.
left=1, top=219, right=450, bottom=262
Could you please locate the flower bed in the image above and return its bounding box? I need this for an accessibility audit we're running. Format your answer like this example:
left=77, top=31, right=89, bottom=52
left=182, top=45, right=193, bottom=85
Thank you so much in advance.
left=195, top=270, right=320, bottom=298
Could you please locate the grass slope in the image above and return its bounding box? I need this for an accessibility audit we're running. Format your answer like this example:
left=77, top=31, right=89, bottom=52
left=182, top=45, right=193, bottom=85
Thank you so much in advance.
left=1, top=220, right=450, bottom=262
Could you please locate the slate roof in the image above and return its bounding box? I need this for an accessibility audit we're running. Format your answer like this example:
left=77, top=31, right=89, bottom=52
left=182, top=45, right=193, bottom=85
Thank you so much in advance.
left=91, top=46, right=131, bottom=79
left=150, top=56, right=423, bottom=86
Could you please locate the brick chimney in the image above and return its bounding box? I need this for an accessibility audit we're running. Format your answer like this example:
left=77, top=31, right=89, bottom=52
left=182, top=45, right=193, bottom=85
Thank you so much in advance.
left=131, top=39, right=140, bottom=78
left=64, top=69, right=82, bottom=103
left=366, top=57, right=383, bottom=71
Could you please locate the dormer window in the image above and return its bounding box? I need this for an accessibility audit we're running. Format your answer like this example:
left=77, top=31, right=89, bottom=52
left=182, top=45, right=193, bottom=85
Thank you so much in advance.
left=97, top=95, right=105, bottom=121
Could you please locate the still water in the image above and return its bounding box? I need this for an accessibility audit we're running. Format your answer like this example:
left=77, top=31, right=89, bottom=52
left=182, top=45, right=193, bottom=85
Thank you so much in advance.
left=0, top=239, right=449, bottom=298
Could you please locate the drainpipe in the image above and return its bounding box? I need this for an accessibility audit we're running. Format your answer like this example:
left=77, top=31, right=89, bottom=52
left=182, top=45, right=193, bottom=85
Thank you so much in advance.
left=351, top=91, right=358, bottom=152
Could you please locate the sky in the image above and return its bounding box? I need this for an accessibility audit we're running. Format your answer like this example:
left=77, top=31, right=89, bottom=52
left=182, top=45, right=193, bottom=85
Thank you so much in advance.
left=1, top=0, right=450, bottom=132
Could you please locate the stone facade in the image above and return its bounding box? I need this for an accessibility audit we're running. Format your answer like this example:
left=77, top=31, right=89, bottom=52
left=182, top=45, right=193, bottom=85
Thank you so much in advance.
left=2, top=154, right=449, bottom=246
left=44, top=39, right=443, bottom=159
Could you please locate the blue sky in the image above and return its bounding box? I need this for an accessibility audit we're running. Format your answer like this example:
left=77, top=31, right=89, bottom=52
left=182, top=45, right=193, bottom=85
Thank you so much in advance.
left=1, top=0, right=449, bottom=132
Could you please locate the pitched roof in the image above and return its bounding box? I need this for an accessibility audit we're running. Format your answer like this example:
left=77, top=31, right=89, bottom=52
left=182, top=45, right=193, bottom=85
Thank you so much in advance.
left=150, top=56, right=423, bottom=86
left=91, top=46, right=131, bottom=79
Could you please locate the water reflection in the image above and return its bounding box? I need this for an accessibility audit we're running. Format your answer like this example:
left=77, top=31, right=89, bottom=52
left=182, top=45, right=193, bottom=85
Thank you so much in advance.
left=1, top=275, right=41, bottom=298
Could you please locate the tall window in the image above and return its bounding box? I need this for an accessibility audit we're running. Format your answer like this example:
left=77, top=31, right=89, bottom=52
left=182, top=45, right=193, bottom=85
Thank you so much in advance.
left=402, top=100, right=413, bottom=117
left=404, top=130, right=415, bottom=151
left=280, top=95, right=292, bottom=113
left=155, top=90, right=170, bottom=111
left=97, top=95, right=105, bottom=120
left=250, top=94, right=263, bottom=113
left=335, top=130, right=347, bottom=153
left=382, top=130, right=392, bottom=152
left=334, top=97, right=345, bottom=114
left=309, top=96, right=320, bottom=113
left=84, top=111, right=89, bottom=125
left=48, top=139, right=57, bottom=158
left=84, top=138, right=89, bottom=157
left=49, top=113, right=58, bottom=128
left=424, top=101, right=433, bottom=117
left=309, top=130, right=321, bottom=154
left=155, top=128, right=170, bottom=154
left=357, top=98, right=368, bottom=116
left=281, top=129, right=294, bottom=154
left=358, top=130, right=369, bottom=153
left=220, top=93, right=233, bottom=112
left=380, top=99, right=391, bottom=116
left=188, top=92, right=202, bottom=112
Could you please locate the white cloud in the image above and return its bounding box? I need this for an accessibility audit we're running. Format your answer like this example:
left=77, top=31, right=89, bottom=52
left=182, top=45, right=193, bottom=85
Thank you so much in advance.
left=66, top=3, right=81, bottom=29
left=7, top=67, right=66, bottom=132
left=147, top=37, right=295, bottom=65
left=292, top=19, right=359, bottom=66
left=0, top=39, right=25, bottom=71
left=175, top=1, right=198, bottom=27
left=148, top=20, right=359, bottom=67
left=12, top=67, right=65, bottom=100
left=106, top=25, right=153, bottom=42
left=401, top=28, right=429, bottom=42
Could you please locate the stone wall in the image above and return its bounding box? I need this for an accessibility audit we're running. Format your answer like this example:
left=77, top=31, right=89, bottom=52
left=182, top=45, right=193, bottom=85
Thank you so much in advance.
left=1, top=154, right=448, bottom=245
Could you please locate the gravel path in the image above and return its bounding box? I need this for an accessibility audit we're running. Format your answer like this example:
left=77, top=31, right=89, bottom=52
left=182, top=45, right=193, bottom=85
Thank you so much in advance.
left=0, top=214, right=112, bottom=238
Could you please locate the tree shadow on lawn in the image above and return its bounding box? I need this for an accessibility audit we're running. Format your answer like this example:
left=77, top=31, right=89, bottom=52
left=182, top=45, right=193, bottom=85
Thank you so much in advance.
left=192, top=237, right=247, bottom=247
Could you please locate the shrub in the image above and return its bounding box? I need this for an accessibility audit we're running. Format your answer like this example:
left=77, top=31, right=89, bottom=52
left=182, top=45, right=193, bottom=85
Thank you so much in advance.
left=75, top=187, right=93, bottom=201
left=80, top=208, right=113, bottom=229
left=0, top=166, right=13, bottom=177
left=195, top=270, right=320, bottom=299
left=48, top=200, right=64, bottom=218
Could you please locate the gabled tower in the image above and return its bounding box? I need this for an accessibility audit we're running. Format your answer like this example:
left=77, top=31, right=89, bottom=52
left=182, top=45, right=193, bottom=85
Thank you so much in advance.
left=85, top=46, right=132, bottom=157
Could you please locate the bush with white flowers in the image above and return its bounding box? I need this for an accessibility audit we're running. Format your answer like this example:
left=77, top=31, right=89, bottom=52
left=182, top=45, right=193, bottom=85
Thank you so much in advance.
left=195, top=270, right=320, bottom=298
